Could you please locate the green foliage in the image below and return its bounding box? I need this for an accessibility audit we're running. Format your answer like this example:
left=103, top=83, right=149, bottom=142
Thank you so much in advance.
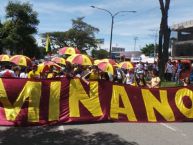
left=1, top=1, right=39, bottom=56
left=91, top=49, right=109, bottom=59
left=42, top=17, right=100, bottom=53
left=160, top=81, right=181, bottom=87
left=140, top=44, right=155, bottom=56
left=42, top=32, right=69, bottom=48
left=30, top=46, right=46, bottom=59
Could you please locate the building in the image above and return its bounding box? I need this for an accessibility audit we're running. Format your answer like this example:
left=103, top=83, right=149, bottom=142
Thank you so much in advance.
left=120, top=51, right=142, bottom=62
left=171, top=20, right=193, bottom=60
left=111, top=47, right=125, bottom=59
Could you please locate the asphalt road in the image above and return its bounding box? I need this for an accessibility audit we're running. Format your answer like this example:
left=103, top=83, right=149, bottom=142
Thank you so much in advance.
left=0, top=123, right=193, bottom=145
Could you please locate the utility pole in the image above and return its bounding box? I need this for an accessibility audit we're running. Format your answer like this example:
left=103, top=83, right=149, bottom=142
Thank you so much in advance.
left=91, top=6, right=136, bottom=58
left=149, top=29, right=158, bottom=61
left=134, top=37, right=138, bottom=51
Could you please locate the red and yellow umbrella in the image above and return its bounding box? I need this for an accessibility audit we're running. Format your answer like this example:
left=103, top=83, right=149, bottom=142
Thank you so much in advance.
left=97, top=62, right=114, bottom=75
left=94, top=59, right=117, bottom=65
left=66, top=54, right=92, bottom=66
left=94, top=59, right=101, bottom=65
left=58, top=47, right=81, bottom=55
left=38, top=61, right=62, bottom=73
left=0, top=54, right=10, bottom=61
left=101, top=59, right=117, bottom=65
left=10, top=55, right=32, bottom=66
left=51, top=57, right=66, bottom=65
left=119, top=61, right=133, bottom=69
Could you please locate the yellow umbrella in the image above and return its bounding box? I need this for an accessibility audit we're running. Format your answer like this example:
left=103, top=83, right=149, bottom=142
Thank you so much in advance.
left=119, top=61, right=133, bottom=69
left=10, top=55, right=32, bottom=66
left=51, top=57, right=66, bottom=65
left=66, top=54, right=92, bottom=66
left=97, top=62, right=114, bottom=75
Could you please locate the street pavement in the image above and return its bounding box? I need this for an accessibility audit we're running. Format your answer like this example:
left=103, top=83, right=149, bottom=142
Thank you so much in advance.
left=0, top=123, right=193, bottom=145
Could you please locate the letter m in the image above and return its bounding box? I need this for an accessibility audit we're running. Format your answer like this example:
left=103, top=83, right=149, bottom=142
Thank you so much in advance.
left=0, top=79, right=41, bottom=122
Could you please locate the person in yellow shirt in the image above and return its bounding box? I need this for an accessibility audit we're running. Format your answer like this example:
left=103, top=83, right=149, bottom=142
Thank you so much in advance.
left=28, top=65, right=40, bottom=79
left=47, top=70, right=58, bottom=78
left=81, top=66, right=100, bottom=84
left=89, top=66, right=100, bottom=80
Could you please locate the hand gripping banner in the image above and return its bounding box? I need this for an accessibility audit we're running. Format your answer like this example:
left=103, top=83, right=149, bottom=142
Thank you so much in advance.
left=0, top=78, right=193, bottom=126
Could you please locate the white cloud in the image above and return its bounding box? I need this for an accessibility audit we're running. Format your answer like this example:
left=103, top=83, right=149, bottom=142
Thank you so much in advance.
left=33, top=2, right=94, bottom=16
left=1, top=0, right=193, bottom=51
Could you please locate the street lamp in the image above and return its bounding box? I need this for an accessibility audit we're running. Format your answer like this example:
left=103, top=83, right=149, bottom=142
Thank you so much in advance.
left=91, top=6, right=136, bottom=58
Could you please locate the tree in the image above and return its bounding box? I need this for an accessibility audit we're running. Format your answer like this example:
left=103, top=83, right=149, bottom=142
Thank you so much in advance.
left=158, top=0, right=171, bottom=80
left=42, top=17, right=100, bottom=53
left=140, top=44, right=155, bottom=56
left=91, top=49, right=109, bottom=59
left=2, top=1, right=39, bottom=56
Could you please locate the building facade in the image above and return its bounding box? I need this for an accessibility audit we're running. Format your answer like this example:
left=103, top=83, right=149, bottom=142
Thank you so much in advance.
left=111, top=47, right=125, bottom=59
left=171, top=20, right=193, bottom=60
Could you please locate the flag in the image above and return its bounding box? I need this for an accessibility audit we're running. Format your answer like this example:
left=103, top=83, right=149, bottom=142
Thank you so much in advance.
left=45, top=35, right=51, bottom=52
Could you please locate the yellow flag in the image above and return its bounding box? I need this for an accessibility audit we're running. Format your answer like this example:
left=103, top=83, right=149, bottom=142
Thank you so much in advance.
left=45, top=35, right=51, bottom=52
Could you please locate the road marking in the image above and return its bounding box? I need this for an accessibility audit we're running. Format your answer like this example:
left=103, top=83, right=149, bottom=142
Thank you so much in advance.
left=161, top=123, right=177, bottom=132
left=57, top=126, right=65, bottom=131
left=161, top=123, right=188, bottom=137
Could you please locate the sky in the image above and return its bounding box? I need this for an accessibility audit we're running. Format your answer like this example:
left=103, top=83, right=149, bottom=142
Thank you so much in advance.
left=0, top=0, right=193, bottom=51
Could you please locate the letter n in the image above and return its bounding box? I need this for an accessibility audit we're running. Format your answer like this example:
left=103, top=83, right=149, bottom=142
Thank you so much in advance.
left=69, top=79, right=103, bottom=117
left=142, top=89, right=175, bottom=122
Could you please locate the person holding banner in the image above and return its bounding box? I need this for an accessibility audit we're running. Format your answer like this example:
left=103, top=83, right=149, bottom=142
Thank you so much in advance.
left=147, top=69, right=160, bottom=88
left=28, top=64, right=40, bottom=79
left=135, top=73, right=146, bottom=87
left=125, top=69, right=135, bottom=85
left=182, top=77, right=190, bottom=86
left=81, top=66, right=100, bottom=85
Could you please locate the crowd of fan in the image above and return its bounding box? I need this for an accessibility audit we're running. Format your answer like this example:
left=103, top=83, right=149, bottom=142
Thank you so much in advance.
left=0, top=59, right=190, bottom=88
left=165, top=59, right=191, bottom=86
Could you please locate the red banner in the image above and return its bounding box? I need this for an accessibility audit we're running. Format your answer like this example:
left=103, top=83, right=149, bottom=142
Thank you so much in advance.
left=0, top=77, right=193, bottom=126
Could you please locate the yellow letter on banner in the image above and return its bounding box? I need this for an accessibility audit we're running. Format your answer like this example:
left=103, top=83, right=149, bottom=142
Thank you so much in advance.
left=0, top=79, right=41, bottom=122
left=49, top=81, right=61, bottom=121
left=175, top=88, right=193, bottom=118
left=110, top=85, right=137, bottom=121
left=69, top=79, right=103, bottom=117
left=142, top=89, right=175, bottom=122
